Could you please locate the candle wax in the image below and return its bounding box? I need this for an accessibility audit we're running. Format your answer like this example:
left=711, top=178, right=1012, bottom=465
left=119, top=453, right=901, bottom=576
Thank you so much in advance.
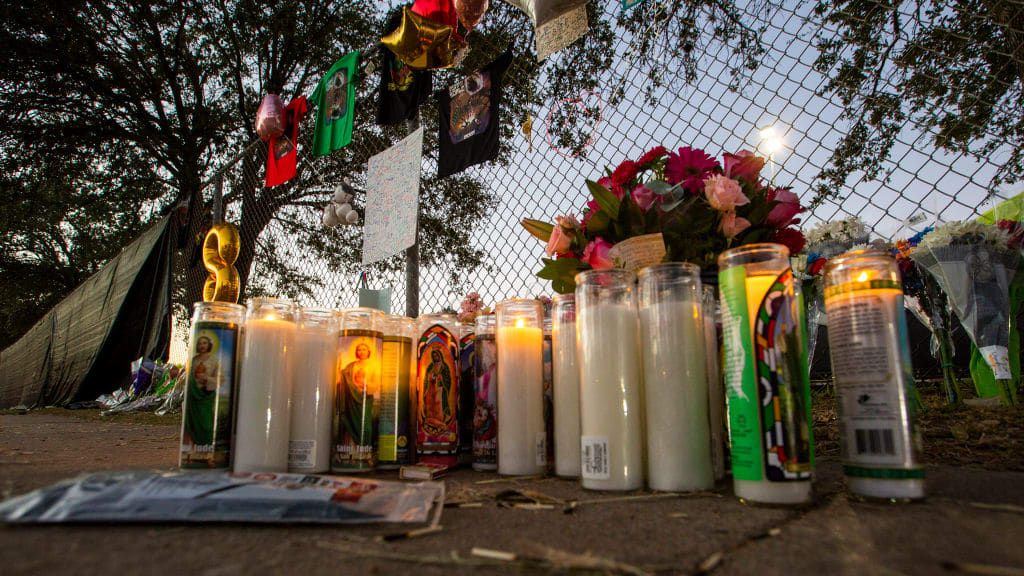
left=234, top=318, right=296, bottom=473
left=552, top=319, right=581, bottom=478
left=288, top=327, right=336, bottom=473
left=497, top=325, right=545, bottom=476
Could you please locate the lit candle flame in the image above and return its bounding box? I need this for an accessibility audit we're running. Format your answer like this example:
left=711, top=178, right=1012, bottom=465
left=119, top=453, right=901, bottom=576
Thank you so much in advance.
left=856, top=271, right=869, bottom=283
left=515, top=318, right=526, bottom=328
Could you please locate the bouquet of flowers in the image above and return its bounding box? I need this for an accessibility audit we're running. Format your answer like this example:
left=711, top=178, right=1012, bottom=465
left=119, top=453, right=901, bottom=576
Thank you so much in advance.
left=911, top=221, right=1021, bottom=405
left=457, top=292, right=491, bottom=325
left=522, top=146, right=807, bottom=293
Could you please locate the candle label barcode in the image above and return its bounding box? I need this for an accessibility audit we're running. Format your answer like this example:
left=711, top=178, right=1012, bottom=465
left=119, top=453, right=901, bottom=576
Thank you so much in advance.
left=288, top=440, right=315, bottom=469
left=581, top=436, right=610, bottom=480
left=854, top=429, right=895, bottom=456
left=827, top=294, right=918, bottom=469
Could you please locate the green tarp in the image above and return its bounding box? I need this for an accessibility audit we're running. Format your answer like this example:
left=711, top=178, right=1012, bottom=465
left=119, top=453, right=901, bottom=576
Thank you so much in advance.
left=0, top=217, right=172, bottom=408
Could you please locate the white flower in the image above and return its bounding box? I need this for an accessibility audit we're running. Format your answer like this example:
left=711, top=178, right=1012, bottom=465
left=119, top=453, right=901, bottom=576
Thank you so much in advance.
left=916, top=221, right=1012, bottom=252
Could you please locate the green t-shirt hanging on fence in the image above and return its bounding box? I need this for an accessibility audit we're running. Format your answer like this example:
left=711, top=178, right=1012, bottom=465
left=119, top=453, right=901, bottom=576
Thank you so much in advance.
left=311, top=51, right=360, bottom=156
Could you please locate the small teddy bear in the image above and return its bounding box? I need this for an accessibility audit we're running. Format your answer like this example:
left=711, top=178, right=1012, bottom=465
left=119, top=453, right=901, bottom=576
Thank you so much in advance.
left=322, top=180, right=360, bottom=227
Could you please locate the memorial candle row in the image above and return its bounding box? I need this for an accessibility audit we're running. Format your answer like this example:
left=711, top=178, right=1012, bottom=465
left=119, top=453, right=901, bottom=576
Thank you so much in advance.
left=179, top=244, right=924, bottom=503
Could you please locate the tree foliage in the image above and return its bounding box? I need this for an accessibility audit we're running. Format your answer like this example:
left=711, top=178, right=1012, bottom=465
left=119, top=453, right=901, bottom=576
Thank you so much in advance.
left=811, top=0, right=1024, bottom=204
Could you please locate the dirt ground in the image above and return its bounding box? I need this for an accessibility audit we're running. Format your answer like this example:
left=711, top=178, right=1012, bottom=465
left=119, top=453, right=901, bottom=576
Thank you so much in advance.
left=1, top=388, right=1023, bottom=576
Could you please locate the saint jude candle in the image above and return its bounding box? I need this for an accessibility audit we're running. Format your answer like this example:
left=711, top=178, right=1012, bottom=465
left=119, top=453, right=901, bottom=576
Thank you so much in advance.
left=718, top=244, right=814, bottom=504
left=333, top=308, right=384, bottom=473
left=823, top=250, right=925, bottom=500
left=495, top=299, right=546, bottom=476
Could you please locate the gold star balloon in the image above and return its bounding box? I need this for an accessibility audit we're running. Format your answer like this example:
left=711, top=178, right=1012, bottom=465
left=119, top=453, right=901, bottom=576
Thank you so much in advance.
left=381, top=7, right=467, bottom=70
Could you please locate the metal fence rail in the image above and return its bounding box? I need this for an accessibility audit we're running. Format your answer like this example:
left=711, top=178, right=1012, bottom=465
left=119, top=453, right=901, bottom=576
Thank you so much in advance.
left=171, top=1, right=1016, bottom=374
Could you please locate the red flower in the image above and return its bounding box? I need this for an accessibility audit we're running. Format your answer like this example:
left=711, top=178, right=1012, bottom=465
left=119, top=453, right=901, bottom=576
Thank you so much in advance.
left=766, top=187, right=805, bottom=228
left=610, top=160, right=639, bottom=189
left=636, top=145, right=668, bottom=167
left=773, top=227, right=806, bottom=255
left=665, top=147, right=720, bottom=194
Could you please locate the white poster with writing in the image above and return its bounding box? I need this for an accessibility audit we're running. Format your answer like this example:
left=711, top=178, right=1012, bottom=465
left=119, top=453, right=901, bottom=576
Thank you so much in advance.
left=362, top=127, right=423, bottom=265
left=536, top=4, right=589, bottom=61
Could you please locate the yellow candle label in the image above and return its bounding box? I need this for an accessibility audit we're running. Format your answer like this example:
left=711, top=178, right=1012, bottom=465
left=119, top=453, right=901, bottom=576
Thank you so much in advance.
left=332, top=329, right=383, bottom=471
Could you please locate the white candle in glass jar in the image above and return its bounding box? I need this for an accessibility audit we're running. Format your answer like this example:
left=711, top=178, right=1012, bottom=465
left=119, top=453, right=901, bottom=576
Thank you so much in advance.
left=577, top=269, right=645, bottom=491
left=496, top=299, right=546, bottom=476
left=234, top=299, right=297, bottom=473
left=639, top=264, right=712, bottom=492
left=288, top=308, right=337, bottom=473
left=552, top=294, right=581, bottom=478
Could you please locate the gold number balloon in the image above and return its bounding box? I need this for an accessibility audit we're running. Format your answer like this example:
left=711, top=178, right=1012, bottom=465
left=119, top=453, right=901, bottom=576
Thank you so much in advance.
left=202, top=223, right=241, bottom=303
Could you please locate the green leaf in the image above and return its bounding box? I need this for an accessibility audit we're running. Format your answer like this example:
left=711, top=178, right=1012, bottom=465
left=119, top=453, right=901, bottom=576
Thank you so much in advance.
left=536, top=257, right=584, bottom=294
left=586, top=210, right=610, bottom=235
left=587, top=179, right=620, bottom=219
left=521, top=218, right=554, bottom=242
left=619, top=193, right=645, bottom=237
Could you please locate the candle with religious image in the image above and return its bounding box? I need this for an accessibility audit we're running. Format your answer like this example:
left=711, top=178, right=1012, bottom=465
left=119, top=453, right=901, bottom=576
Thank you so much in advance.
left=332, top=308, right=384, bottom=473
left=415, top=313, right=461, bottom=466
left=458, top=322, right=477, bottom=465
left=287, top=307, right=338, bottom=473
left=718, top=244, right=814, bottom=505
left=179, top=301, right=244, bottom=469
left=639, top=263, right=714, bottom=492
left=823, top=250, right=925, bottom=500
left=378, top=315, right=416, bottom=469
left=551, top=294, right=581, bottom=478
left=473, top=314, right=499, bottom=470
left=496, top=299, right=546, bottom=476
left=234, top=298, right=297, bottom=473
left=576, top=269, right=645, bottom=491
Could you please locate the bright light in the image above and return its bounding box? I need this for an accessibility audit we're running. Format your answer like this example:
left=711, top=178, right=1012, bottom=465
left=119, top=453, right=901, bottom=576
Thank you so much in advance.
left=857, top=271, right=869, bottom=283
left=759, top=125, right=784, bottom=155
left=515, top=318, right=526, bottom=328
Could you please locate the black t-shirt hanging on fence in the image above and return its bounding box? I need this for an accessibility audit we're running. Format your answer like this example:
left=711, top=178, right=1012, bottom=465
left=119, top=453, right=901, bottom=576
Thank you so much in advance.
left=377, top=43, right=432, bottom=125
left=436, top=49, right=514, bottom=178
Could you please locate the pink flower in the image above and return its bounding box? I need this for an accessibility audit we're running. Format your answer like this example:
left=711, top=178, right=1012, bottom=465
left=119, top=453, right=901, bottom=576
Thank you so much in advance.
left=555, top=214, right=580, bottom=230
left=637, top=145, right=668, bottom=166
left=597, top=176, right=624, bottom=199
left=766, top=187, right=804, bottom=227
left=582, top=199, right=601, bottom=229
left=722, top=150, right=766, bottom=183
left=631, top=184, right=656, bottom=211
left=665, top=147, right=720, bottom=193
left=719, top=211, right=751, bottom=239
left=545, top=224, right=572, bottom=257
left=582, top=238, right=614, bottom=270
left=704, top=175, right=750, bottom=212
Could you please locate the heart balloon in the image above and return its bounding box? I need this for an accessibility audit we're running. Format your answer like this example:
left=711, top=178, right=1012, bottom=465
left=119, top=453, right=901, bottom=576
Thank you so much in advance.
left=454, top=0, right=489, bottom=30
left=412, top=0, right=459, bottom=30
left=381, top=7, right=466, bottom=70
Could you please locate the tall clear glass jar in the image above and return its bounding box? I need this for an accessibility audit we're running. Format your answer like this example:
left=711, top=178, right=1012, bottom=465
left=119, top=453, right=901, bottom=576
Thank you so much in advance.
left=333, top=307, right=384, bottom=473
left=415, top=312, right=461, bottom=466
left=378, top=315, right=416, bottom=469
left=473, top=314, right=499, bottom=470
left=551, top=294, right=581, bottom=478
left=495, top=299, right=546, bottom=476
left=575, top=269, right=645, bottom=491
left=288, top=307, right=337, bottom=473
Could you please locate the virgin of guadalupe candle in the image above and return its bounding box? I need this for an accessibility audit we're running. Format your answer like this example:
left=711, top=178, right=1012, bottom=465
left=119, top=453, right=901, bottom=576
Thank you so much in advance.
left=234, top=298, right=297, bottom=473
left=287, top=307, right=337, bottom=473
left=703, top=284, right=727, bottom=481
left=639, top=263, right=713, bottom=492
left=333, top=308, right=384, bottom=473
left=473, top=314, right=498, bottom=470
left=378, top=315, right=416, bottom=469
left=576, top=270, right=645, bottom=491
left=718, top=243, right=814, bottom=504
left=551, top=294, right=581, bottom=478
left=496, top=299, right=546, bottom=475
left=416, top=313, right=460, bottom=466
left=823, top=250, right=925, bottom=500
left=458, top=323, right=476, bottom=465
left=180, top=301, right=244, bottom=469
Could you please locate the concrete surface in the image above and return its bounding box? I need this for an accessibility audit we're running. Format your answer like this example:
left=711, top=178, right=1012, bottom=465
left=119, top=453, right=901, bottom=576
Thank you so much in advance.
left=1, top=412, right=1022, bottom=575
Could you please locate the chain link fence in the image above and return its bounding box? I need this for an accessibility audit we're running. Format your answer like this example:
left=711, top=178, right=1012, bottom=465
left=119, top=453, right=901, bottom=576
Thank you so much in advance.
left=170, top=1, right=1017, bottom=374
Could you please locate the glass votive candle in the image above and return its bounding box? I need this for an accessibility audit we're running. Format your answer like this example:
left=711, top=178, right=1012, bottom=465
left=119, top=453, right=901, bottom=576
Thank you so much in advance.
left=823, top=249, right=924, bottom=500
left=702, top=284, right=726, bottom=481
left=638, top=263, right=713, bottom=492
left=287, top=307, right=337, bottom=473
left=495, top=298, right=546, bottom=476
left=378, top=315, right=416, bottom=469
left=415, top=312, right=461, bottom=466
left=333, top=307, right=384, bottom=473
left=234, top=297, right=297, bottom=473
left=575, top=269, right=645, bottom=491
left=180, top=301, right=245, bottom=470
left=473, top=314, right=498, bottom=471
left=718, top=243, right=813, bottom=505
left=551, top=294, right=581, bottom=478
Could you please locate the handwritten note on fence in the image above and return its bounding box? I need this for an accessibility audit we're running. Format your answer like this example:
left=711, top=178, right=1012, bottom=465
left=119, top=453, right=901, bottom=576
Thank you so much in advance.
left=536, top=4, right=589, bottom=61
left=362, top=127, right=423, bottom=265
